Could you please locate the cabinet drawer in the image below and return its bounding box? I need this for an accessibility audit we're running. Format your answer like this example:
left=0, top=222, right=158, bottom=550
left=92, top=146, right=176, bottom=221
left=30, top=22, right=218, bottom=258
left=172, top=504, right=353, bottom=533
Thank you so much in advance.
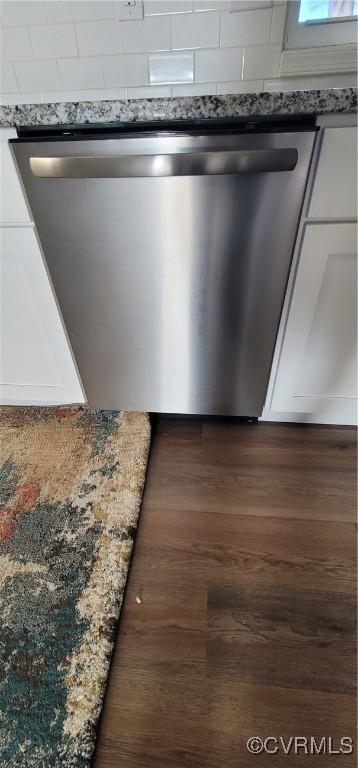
left=0, top=130, right=31, bottom=224
left=308, top=127, right=357, bottom=220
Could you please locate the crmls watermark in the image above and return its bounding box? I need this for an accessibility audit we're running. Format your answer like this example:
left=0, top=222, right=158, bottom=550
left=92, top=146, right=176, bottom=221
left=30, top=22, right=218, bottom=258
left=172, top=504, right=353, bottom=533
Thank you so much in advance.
left=246, top=736, right=354, bottom=756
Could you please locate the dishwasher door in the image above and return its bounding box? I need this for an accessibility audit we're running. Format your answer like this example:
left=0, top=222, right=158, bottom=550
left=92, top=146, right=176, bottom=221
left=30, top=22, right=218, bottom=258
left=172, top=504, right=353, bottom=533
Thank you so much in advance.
left=12, top=127, right=316, bottom=415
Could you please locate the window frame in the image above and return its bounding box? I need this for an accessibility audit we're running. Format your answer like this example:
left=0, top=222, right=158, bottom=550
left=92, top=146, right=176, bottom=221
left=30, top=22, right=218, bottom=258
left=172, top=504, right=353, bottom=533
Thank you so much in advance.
left=285, top=0, right=358, bottom=50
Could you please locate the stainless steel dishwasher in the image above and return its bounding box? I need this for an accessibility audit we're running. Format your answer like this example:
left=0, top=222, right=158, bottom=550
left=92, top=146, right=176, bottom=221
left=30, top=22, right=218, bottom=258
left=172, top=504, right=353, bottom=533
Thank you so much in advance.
left=12, top=119, right=316, bottom=416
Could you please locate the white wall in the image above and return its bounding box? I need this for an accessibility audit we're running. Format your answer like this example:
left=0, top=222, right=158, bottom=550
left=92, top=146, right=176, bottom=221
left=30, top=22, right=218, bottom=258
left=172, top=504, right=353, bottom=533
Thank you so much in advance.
left=0, top=0, right=356, bottom=104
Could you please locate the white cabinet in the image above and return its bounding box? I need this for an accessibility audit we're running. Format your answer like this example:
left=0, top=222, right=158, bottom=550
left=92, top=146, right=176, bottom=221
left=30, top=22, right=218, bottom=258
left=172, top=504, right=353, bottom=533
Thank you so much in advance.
left=308, top=126, right=357, bottom=220
left=264, top=121, right=357, bottom=426
left=0, top=227, right=84, bottom=405
left=270, top=223, right=357, bottom=423
left=0, top=129, right=31, bottom=225
left=0, top=128, right=84, bottom=405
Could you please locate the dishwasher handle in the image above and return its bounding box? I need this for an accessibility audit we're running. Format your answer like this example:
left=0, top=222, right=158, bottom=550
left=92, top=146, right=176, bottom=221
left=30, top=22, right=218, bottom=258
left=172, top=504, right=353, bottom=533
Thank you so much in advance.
left=30, top=148, right=298, bottom=178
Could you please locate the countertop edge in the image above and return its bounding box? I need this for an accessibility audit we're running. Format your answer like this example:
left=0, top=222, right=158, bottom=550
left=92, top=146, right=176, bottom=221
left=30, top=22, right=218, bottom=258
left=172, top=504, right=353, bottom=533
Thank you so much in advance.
left=0, top=88, right=356, bottom=128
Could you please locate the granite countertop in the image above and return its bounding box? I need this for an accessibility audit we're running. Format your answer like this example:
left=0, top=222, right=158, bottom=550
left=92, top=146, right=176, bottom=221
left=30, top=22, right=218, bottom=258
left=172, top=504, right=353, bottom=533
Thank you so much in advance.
left=0, top=88, right=356, bottom=128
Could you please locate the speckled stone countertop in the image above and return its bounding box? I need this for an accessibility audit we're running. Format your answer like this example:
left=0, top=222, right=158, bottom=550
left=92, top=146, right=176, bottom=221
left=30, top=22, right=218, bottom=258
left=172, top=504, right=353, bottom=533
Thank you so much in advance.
left=0, top=88, right=356, bottom=128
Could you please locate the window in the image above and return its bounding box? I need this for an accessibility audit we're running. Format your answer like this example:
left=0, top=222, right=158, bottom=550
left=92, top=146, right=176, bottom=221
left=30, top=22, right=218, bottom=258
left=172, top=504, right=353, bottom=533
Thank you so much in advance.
left=285, top=0, right=358, bottom=49
left=299, top=1, right=358, bottom=23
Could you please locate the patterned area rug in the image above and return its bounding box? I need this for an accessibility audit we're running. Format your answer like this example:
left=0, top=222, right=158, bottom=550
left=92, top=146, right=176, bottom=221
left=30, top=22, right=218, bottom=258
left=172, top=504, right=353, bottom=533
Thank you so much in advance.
left=0, top=406, right=150, bottom=768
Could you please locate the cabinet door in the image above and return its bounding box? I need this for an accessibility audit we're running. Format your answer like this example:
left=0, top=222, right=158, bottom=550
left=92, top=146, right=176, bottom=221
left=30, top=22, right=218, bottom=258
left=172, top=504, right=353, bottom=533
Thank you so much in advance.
left=0, top=227, right=84, bottom=405
left=308, top=127, right=357, bottom=220
left=271, top=223, right=357, bottom=424
left=0, top=129, right=31, bottom=225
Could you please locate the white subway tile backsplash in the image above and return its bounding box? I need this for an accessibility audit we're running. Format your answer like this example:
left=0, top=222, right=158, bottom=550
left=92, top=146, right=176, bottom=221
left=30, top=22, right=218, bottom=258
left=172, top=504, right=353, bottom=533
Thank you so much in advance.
left=171, top=10, right=219, bottom=49
left=243, top=43, right=280, bottom=78
left=196, top=47, right=244, bottom=82
left=144, top=1, right=193, bottom=15
left=264, top=72, right=358, bottom=92
left=58, top=56, right=104, bottom=89
left=46, top=1, right=117, bottom=23
left=269, top=2, right=285, bottom=44
left=1, top=27, right=33, bottom=61
left=172, top=81, right=216, bottom=94
left=41, top=90, right=85, bottom=102
left=263, top=77, right=312, bottom=91
left=126, top=84, right=171, bottom=97
left=229, top=1, right=272, bottom=10
left=41, top=87, right=127, bottom=102
left=221, top=8, right=271, bottom=47
left=149, top=52, right=194, bottom=83
left=15, top=59, right=59, bottom=91
left=76, top=20, right=123, bottom=56
left=217, top=78, right=263, bottom=93
left=30, top=23, right=78, bottom=59
left=41, top=90, right=80, bottom=103
left=1, top=91, right=42, bottom=103
left=123, top=16, right=170, bottom=52
left=82, top=87, right=127, bottom=99
left=0, top=0, right=348, bottom=104
left=102, top=54, right=148, bottom=86
left=88, top=87, right=127, bottom=99
left=0, top=62, right=18, bottom=93
left=194, top=1, right=228, bottom=10
left=0, top=1, right=47, bottom=26
left=309, top=73, right=358, bottom=88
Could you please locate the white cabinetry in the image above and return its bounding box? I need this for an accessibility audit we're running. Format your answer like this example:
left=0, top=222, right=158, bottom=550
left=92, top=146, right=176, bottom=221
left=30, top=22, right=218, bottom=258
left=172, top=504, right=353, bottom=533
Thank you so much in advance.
left=308, top=126, right=357, bottom=220
left=0, top=128, right=84, bottom=405
left=269, top=223, right=357, bottom=422
left=264, top=119, right=357, bottom=426
left=0, top=129, right=31, bottom=225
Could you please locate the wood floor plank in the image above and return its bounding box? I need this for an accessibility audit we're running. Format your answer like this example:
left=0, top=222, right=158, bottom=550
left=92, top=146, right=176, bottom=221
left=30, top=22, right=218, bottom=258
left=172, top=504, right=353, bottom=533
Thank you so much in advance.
left=207, top=683, right=356, bottom=768
left=208, top=584, right=356, bottom=694
left=129, top=508, right=355, bottom=594
left=93, top=419, right=357, bottom=768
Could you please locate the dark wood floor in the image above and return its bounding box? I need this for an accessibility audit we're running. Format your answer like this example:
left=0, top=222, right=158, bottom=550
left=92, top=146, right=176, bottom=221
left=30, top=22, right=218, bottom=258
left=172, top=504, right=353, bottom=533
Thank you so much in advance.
left=94, top=419, right=357, bottom=768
